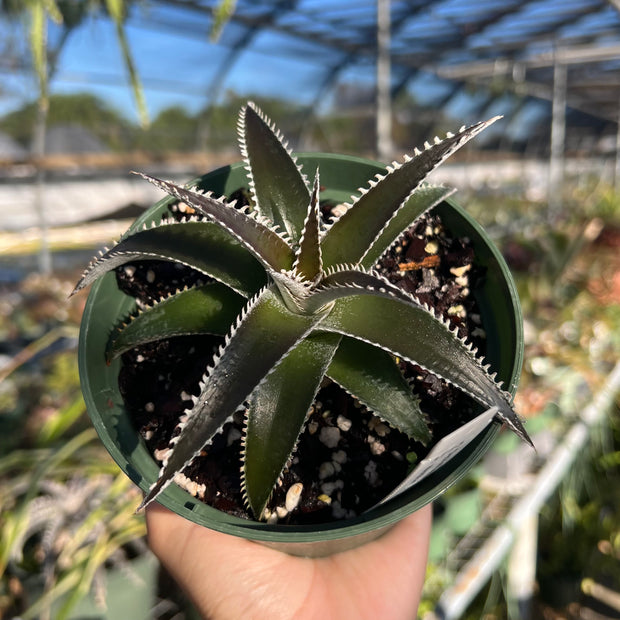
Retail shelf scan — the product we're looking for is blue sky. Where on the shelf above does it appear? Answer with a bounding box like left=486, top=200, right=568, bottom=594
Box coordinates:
left=0, top=5, right=340, bottom=122
left=0, top=0, right=563, bottom=142
left=0, top=1, right=474, bottom=125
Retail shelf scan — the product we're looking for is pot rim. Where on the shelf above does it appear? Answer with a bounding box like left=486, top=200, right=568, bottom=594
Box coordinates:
left=78, top=153, right=523, bottom=543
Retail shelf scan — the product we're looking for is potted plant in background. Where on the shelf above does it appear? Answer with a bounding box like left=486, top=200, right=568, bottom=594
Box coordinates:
left=73, top=102, right=531, bottom=556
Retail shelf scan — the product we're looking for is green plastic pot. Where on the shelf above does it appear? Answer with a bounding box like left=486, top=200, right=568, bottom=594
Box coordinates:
left=78, top=153, right=523, bottom=557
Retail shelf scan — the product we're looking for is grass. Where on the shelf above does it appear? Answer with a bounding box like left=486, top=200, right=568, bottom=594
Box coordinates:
left=0, top=272, right=146, bottom=620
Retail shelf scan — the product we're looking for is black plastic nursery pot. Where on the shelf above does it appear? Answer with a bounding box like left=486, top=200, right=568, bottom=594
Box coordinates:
left=78, top=153, right=524, bottom=557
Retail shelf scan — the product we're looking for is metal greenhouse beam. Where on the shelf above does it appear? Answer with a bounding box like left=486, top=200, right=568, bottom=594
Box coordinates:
left=616, top=95, right=620, bottom=190
left=376, top=0, right=392, bottom=161
left=433, top=360, right=620, bottom=620
left=549, top=51, right=567, bottom=216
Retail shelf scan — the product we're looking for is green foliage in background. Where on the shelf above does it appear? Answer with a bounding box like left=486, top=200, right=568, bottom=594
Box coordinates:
left=0, top=274, right=147, bottom=620
left=0, top=88, right=461, bottom=158
left=537, top=401, right=620, bottom=605
left=0, top=93, right=134, bottom=151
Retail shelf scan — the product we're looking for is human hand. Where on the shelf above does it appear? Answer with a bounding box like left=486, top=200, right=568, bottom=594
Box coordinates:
left=146, top=502, right=432, bottom=620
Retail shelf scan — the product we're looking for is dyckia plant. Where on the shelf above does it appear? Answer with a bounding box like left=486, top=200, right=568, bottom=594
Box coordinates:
left=74, top=102, right=531, bottom=520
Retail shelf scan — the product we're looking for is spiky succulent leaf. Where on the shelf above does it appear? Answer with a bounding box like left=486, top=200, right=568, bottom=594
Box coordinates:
left=292, top=173, right=323, bottom=282
left=135, top=173, right=295, bottom=274
left=243, top=333, right=341, bottom=518
left=300, top=266, right=414, bottom=313
left=106, top=283, right=244, bottom=362
left=240, top=102, right=310, bottom=243
left=326, top=337, right=431, bottom=444
left=320, top=118, right=500, bottom=269
left=360, top=184, right=456, bottom=269
left=267, top=270, right=314, bottom=314
left=318, top=294, right=531, bottom=446
left=137, top=286, right=330, bottom=511
left=72, top=221, right=266, bottom=297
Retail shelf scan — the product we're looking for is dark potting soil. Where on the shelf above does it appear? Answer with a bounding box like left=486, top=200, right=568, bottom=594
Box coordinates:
left=115, top=200, right=488, bottom=525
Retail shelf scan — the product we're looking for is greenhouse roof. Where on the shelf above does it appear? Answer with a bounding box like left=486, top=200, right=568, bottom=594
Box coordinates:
left=2, top=0, right=620, bottom=152
left=145, top=0, right=620, bottom=129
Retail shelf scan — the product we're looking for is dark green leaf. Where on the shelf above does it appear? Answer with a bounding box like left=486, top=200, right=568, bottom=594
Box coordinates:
left=303, top=267, right=414, bottom=313
left=327, top=337, right=431, bottom=444
left=138, top=286, right=329, bottom=510
left=319, top=294, right=532, bottom=445
left=320, top=118, right=499, bottom=269
left=72, top=221, right=267, bottom=297
left=106, top=283, right=244, bottom=361
left=360, top=185, right=456, bottom=269
left=292, top=173, right=322, bottom=281
left=241, top=102, right=310, bottom=243
left=136, top=173, right=295, bottom=274
left=243, top=333, right=341, bottom=518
